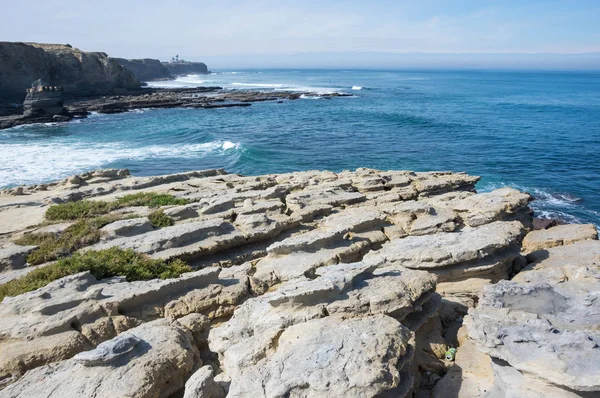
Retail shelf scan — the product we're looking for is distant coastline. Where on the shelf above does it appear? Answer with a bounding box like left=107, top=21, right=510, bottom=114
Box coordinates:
left=0, top=42, right=351, bottom=130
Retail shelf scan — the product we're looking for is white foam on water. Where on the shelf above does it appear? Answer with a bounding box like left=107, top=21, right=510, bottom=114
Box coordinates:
left=221, top=140, right=238, bottom=150
left=148, top=74, right=341, bottom=95
left=0, top=140, right=242, bottom=188
left=482, top=183, right=582, bottom=209
left=478, top=181, right=594, bottom=224
left=352, top=86, right=362, bottom=90
left=231, top=82, right=287, bottom=88
left=147, top=74, right=218, bottom=88
left=300, top=94, right=322, bottom=100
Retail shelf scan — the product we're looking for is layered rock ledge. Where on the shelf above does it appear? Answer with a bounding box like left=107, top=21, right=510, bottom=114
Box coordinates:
left=0, top=168, right=597, bottom=397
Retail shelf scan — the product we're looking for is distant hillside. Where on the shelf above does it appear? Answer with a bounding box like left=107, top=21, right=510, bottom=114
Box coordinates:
left=0, top=42, right=141, bottom=103
left=114, top=58, right=209, bottom=82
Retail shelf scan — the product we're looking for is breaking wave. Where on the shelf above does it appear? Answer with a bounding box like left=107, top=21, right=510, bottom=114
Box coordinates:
left=478, top=181, right=594, bottom=225
left=0, top=140, right=243, bottom=188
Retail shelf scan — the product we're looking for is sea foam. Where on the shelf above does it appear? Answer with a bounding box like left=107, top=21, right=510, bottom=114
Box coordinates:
left=0, top=140, right=242, bottom=188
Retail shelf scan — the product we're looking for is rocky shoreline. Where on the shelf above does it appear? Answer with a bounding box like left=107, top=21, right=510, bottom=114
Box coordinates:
left=0, top=87, right=352, bottom=130
left=0, top=167, right=597, bottom=397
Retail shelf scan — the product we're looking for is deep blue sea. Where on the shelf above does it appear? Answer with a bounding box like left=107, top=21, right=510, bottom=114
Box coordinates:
left=1, top=69, right=599, bottom=226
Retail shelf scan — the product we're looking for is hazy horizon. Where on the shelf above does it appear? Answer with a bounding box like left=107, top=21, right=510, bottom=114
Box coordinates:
left=3, top=0, right=600, bottom=70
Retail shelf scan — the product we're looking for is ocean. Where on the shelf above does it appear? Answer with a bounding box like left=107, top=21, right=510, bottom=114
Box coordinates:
left=1, top=69, right=599, bottom=226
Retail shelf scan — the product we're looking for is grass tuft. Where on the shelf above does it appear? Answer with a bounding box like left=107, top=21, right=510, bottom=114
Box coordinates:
left=116, top=192, right=189, bottom=208
left=44, top=192, right=189, bottom=221
left=0, top=248, right=192, bottom=301
left=15, top=215, right=126, bottom=265
left=148, top=210, right=174, bottom=228
left=45, top=201, right=117, bottom=221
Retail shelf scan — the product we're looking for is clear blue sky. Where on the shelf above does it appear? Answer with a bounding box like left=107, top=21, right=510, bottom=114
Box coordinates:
left=2, top=0, right=600, bottom=69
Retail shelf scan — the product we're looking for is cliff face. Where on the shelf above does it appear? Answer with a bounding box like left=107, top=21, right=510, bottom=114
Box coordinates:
left=164, top=61, right=208, bottom=76
left=112, top=58, right=171, bottom=82
left=0, top=42, right=141, bottom=103
left=114, top=58, right=209, bottom=82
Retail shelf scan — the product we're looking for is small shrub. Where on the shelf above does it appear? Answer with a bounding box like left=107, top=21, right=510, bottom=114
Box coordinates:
left=148, top=210, right=174, bottom=228
left=45, top=200, right=117, bottom=221
left=116, top=192, right=189, bottom=208
left=0, top=248, right=192, bottom=301
left=16, top=215, right=124, bottom=265
left=44, top=193, right=188, bottom=221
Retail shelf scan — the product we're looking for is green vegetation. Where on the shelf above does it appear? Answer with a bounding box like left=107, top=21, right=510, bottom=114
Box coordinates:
left=0, top=248, right=192, bottom=301
left=148, top=210, right=174, bottom=228
left=15, top=216, right=123, bottom=265
left=115, top=192, right=189, bottom=208
left=45, top=200, right=116, bottom=221
left=45, top=192, right=189, bottom=221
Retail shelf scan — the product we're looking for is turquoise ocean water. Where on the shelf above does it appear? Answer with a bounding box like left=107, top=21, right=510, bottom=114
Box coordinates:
left=1, top=69, right=599, bottom=226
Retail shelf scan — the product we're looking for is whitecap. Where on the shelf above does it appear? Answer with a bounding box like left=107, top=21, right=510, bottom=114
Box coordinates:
left=221, top=141, right=238, bottom=150
left=231, top=82, right=287, bottom=88
left=0, top=140, right=242, bottom=188
left=300, top=94, right=322, bottom=100
left=352, top=86, right=362, bottom=90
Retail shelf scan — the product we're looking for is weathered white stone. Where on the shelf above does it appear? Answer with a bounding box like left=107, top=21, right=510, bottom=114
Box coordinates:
left=522, top=223, right=598, bottom=252
left=226, top=315, right=412, bottom=398
left=184, top=365, right=225, bottom=398
left=73, top=333, right=141, bottom=366
left=466, top=241, right=600, bottom=394
left=0, top=318, right=200, bottom=398
left=0, top=242, right=37, bottom=271
left=100, top=217, right=153, bottom=239
left=88, top=219, right=245, bottom=260
left=0, top=267, right=249, bottom=381
left=30, top=222, right=73, bottom=235
left=365, top=221, right=524, bottom=270
left=253, top=208, right=386, bottom=286
left=452, top=188, right=532, bottom=227
left=163, top=204, right=200, bottom=221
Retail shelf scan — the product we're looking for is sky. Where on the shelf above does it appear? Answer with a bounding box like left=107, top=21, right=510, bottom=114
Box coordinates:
left=2, top=0, right=600, bottom=69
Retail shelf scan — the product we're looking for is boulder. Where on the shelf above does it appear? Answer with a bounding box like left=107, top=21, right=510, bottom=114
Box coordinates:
left=184, top=365, right=225, bottom=398
left=0, top=242, right=37, bottom=271
left=209, top=260, right=438, bottom=396
left=226, top=315, right=411, bottom=398
left=466, top=241, right=600, bottom=393
left=0, top=318, right=200, bottom=398
left=0, top=267, right=249, bottom=381
left=522, top=223, right=598, bottom=252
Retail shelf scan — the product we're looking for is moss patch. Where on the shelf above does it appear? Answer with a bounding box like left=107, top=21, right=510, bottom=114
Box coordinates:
left=148, top=210, right=174, bottom=228
left=0, top=248, right=192, bottom=301
left=45, top=192, right=189, bottom=221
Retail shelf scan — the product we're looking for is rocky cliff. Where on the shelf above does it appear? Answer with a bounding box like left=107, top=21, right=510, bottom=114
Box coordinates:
left=165, top=61, right=209, bottom=76
left=112, top=58, right=172, bottom=81
left=114, top=58, right=209, bottom=82
left=0, top=42, right=141, bottom=103
left=0, top=168, right=597, bottom=397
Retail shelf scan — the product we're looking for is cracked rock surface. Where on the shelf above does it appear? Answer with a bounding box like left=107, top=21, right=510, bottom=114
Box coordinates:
left=0, top=167, right=595, bottom=397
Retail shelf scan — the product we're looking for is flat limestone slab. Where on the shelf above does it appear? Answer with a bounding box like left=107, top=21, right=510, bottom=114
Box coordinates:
left=522, top=223, right=598, bottom=252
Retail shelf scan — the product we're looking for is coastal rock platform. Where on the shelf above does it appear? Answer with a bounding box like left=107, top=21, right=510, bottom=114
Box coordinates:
left=0, top=168, right=597, bottom=397
left=0, top=87, right=352, bottom=130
